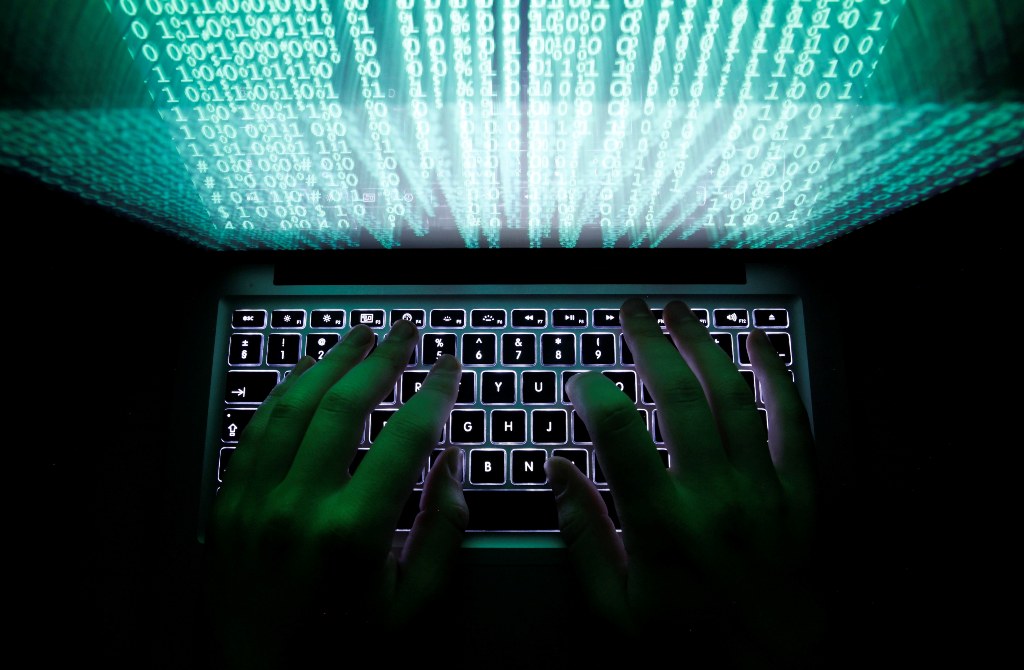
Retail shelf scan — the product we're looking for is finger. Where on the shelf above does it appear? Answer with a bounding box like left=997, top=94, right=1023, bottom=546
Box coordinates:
left=345, top=355, right=461, bottom=539
left=545, top=456, right=629, bottom=626
left=245, top=324, right=382, bottom=491
left=395, top=447, right=469, bottom=621
left=748, top=329, right=815, bottom=494
left=567, top=371, right=674, bottom=533
left=239, top=354, right=316, bottom=444
left=664, top=300, right=776, bottom=480
left=285, top=319, right=420, bottom=489
left=222, top=354, right=316, bottom=501
left=620, top=297, right=726, bottom=478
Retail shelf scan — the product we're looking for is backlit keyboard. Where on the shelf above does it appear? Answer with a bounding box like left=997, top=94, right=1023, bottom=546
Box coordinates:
left=209, top=297, right=797, bottom=533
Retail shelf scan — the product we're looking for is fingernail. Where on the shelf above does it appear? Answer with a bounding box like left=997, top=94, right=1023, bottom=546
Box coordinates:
left=564, top=373, right=580, bottom=399
left=293, top=355, right=315, bottom=374
left=621, top=297, right=650, bottom=317
left=545, top=459, right=568, bottom=496
left=389, top=318, right=416, bottom=340
left=445, top=448, right=463, bottom=479
left=344, top=325, right=372, bottom=346
left=434, top=354, right=460, bottom=372
left=663, top=300, right=692, bottom=323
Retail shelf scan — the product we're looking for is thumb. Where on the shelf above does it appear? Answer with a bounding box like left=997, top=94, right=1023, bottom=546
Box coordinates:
left=395, top=447, right=468, bottom=622
left=546, top=456, right=629, bottom=626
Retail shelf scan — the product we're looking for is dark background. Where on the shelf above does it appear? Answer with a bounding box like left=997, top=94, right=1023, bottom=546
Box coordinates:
left=22, top=158, right=1008, bottom=665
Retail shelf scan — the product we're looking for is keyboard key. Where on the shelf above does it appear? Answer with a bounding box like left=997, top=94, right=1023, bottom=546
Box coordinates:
left=653, top=410, right=665, bottom=443
left=270, top=310, right=304, bottom=329
left=511, top=449, right=548, bottom=484
left=620, top=336, right=634, bottom=364
left=225, top=370, right=278, bottom=404
left=713, top=308, right=749, bottom=328
left=502, top=333, right=536, bottom=365
left=471, top=309, right=507, bottom=328
left=562, top=371, right=580, bottom=403
left=430, top=449, right=465, bottom=482
left=463, top=491, right=558, bottom=530
left=593, top=309, right=621, bottom=327
left=571, top=410, right=591, bottom=444
left=217, top=447, right=234, bottom=482
left=651, top=309, right=666, bottom=328
left=491, top=409, right=527, bottom=444
left=602, top=371, right=637, bottom=402
left=522, top=371, right=557, bottom=404
left=349, top=448, right=369, bottom=474
left=430, top=309, right=465, bottom=328
left=532, top=409, right=567, bottom=444
left=369, top=409, right=397, bottom=443
left=637, top=408, right=649, bottom=431
left=451, top=409, right=485, bottom=444
left=232, top=309, right=266, bottom=329
left=481, top=371, right=516, bottom=404
left=422, top=333, right=457, bottom=364
left=311, top=309, right=346, bottom=328
left=390, top=309, right=425, bottom=328
left=690, top=308, right=710, bottom=327
left=511, top=309, right=547, bottom=328
left=737, top=332, right=792, bottom=366
left=657, top=448, right=670, bottom=468
left=305, top=333, right=339, bottom=360
left=228, top=333, right=263, bottom=366
left=352, top=309, right=385, bottom=328
left=740, top=370, right=756, bottom=400
left=462, top=333, right=496, bottom=365
left=710, top=332, right=734, bottom=361
left=469, top=449, right=506, bottom=484
left=456, top=371, right=476, bottom=404
left=222, top=407, right=256, bottom=443
left=267, top=334, right=302, bottom=365
left=401, top=371, right=428, bottom=403
left=641, top=382, right=655, bottom=404
left=593, top=453, right=607, bottom=485
left=552, top=309, right=588, bottom=328
left=541, top=333, right=576, bottom=365
left=581, top=333, right=615, bottom=365
left=753, top=308, right=789, bottom=328
left=552, top=448, right=588, bottom=476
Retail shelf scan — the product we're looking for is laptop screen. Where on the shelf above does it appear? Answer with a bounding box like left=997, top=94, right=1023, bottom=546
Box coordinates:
left=1, top=0, right=1021, bottom=251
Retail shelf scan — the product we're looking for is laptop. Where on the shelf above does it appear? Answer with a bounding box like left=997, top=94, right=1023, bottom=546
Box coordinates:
left=3, top=1, right=1023, bottom=555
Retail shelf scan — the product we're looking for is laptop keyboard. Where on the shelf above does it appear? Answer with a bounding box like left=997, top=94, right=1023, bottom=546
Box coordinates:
left=213, top=298, right=796, bottom=532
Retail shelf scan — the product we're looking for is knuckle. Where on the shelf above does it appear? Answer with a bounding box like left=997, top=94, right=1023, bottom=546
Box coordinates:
left=655, top=379, right=708, bottom=407
left=590, top=396, right=643, bottom=439
left=317, top=384, right=369, bottom=421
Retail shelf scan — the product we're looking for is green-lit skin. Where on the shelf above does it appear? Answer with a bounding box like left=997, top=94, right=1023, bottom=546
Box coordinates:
left=549, top=298, right=820, bottom=664
left=208, top=319, right=467, bottom=668
left=208, top=298, right=819, bottom=666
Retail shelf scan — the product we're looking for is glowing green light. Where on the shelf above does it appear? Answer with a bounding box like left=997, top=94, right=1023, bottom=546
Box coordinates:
left=1, top=1, right=1021, bottom=249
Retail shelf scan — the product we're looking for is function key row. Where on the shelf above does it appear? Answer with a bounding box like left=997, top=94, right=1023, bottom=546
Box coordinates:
left=232, top=308, right=790, bottom=331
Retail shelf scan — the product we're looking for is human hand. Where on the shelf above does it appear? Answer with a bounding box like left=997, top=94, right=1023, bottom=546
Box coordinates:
left=206, top=320, right=467, bottom=667
left=547, top=298, right=819, bottom=663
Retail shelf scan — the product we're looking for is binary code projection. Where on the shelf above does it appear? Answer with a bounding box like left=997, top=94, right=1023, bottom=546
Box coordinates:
left=0, top=0, right=1010, bottom=249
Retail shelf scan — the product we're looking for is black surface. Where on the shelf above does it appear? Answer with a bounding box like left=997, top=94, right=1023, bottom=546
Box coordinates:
left=18, top=158, right=1013, bottom=665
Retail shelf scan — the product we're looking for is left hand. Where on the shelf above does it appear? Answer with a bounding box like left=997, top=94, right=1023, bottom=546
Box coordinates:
left=206, top=319, right=467, bottom=668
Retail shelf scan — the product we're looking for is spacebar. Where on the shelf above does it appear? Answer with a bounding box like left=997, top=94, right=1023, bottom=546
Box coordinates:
left=464, top=490, right=559, bottom=530
left=398, top=490, right=620, bottom=531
